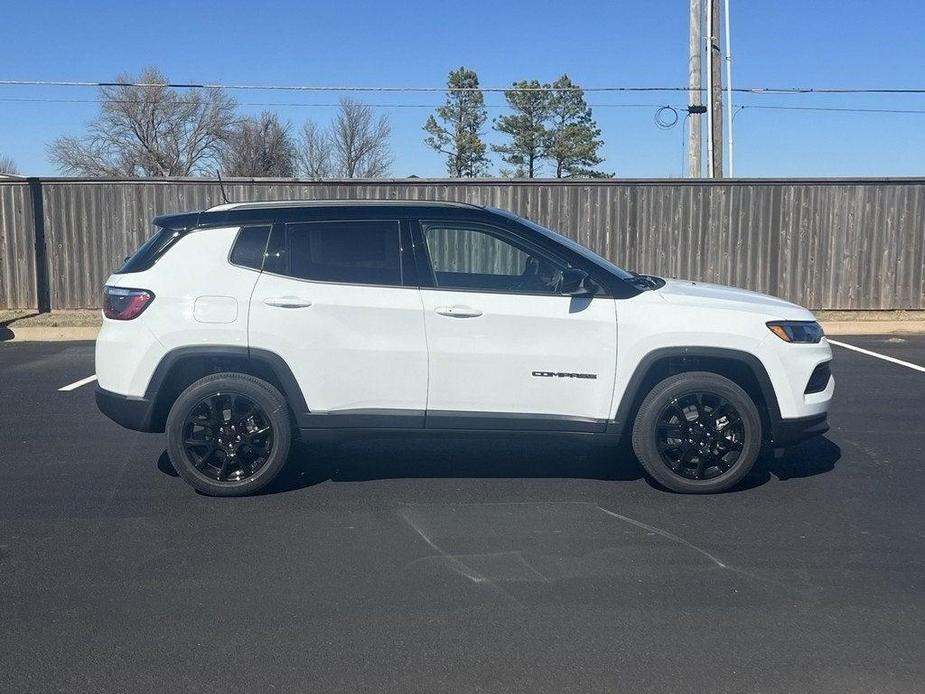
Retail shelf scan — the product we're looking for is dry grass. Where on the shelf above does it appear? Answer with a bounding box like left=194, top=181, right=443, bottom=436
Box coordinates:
left=0, top=310, right=101, bottom=327
left=814, top=310, right=925, bottom=322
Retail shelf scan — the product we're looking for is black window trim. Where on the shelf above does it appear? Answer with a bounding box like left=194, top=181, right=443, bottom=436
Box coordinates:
left=260, top=218, right=409, bottom=289
left=411, top=217, right=610, bottom=298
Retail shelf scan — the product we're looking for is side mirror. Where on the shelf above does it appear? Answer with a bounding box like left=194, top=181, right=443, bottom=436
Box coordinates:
left=560, top=268, right=596, bottom=296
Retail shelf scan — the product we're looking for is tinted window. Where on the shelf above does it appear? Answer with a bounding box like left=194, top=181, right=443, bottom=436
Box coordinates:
left=422, top=222, right=567, bottom=294
left=229, top=225, right=271, bottom=270
left=118, top=226, right=183, bottom=273
left=492, top=208, right=636, bottom=282
left=286, top=220, right=401, bottom=285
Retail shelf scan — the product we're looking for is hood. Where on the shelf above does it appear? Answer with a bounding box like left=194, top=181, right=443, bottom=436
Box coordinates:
left=655, top=278, right=815, bottom=320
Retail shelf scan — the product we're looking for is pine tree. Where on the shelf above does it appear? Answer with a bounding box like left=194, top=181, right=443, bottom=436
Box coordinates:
left=492, top=80, right=551, bottom=178
left=547, top=75, right=608, bottom=178
left=424, top=67, right=490, bottom=177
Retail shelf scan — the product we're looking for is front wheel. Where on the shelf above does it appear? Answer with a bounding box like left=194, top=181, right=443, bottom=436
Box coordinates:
left=166, top=372, right=292, bottom=496
left=631, top=371, right=762, bottom=493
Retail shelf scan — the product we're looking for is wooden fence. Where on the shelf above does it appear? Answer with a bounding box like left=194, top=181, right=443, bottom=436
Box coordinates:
left=1, top=177, right=923, bottom=310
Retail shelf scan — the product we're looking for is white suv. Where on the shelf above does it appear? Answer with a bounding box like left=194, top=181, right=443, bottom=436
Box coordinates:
left=96, top=200, right=833, bottom=496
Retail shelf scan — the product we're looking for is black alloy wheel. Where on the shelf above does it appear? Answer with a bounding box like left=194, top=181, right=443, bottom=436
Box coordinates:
left=167, top=372, right=292, bottom=496
left=655, top=392, right=745, bottom=481
left=182, top=392, right=274, bottom=482
left=631, top=371, right=762, bottom=493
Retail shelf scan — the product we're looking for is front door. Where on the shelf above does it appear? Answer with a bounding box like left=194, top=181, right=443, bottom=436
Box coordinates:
left=414, top=219, right=617, bottom=431
left=249, top=218, right=428, bottom=427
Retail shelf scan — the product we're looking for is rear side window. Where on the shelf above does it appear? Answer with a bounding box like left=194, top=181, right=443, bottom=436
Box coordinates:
left=118, top=226, right=183, bottom=273
left=284, top=220, right=402, bottom=286
left=229, top=225, right=272, bottom=270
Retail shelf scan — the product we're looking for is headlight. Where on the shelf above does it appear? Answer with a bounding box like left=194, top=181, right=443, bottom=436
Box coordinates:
left=766, top=320, right=824, bottom=343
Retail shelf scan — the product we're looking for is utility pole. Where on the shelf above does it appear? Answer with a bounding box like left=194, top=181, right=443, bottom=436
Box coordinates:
left=708, top=0, right=724, bottom=177
left=724, top=0, right=734, bottom=176
left=687, top=0, right=702, bottom=178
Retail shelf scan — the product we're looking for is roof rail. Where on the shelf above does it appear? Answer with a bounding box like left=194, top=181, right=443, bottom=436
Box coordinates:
left=205, top=199, right=484, bottom=212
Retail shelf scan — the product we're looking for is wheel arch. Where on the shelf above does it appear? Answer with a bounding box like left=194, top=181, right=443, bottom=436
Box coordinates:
left=610, top=347, right=781, bottom=442
left=144, top=346, right=308, bottom=433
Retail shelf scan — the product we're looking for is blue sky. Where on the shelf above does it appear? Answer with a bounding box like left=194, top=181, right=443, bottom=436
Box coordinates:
left=2, top=0, right=924, bottom=177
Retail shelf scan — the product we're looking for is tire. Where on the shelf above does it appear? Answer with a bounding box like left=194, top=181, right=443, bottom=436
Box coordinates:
left=631, top=371, right=762, bottom=493
left=166, top=372, right=292, bottom=496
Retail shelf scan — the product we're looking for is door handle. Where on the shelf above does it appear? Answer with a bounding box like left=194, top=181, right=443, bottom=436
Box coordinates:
left=264, top=296, right=313, bottom=308
left=434, top=305, right=483, bottom=318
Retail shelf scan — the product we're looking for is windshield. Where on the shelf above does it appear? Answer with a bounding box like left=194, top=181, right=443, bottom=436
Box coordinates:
left=493, top=209, right=637, bottom=282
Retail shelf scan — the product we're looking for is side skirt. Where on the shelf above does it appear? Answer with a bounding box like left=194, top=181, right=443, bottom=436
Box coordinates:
left=298, top=427, right=622, bottom=446
left=297, top=409, right=610, bottom=434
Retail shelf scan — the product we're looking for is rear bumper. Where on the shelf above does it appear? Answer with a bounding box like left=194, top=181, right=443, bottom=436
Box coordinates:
left=770, top=412, right=829, bottom=448
left=95, top=386, right=157, bottom=432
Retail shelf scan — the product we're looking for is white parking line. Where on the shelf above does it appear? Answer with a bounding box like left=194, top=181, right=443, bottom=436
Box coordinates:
left=58, top=374, right=98, bottom=392
left=828, top=339, right=925, bottom=374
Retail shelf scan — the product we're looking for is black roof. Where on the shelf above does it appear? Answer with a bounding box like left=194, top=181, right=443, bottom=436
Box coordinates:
left=153, top=199, right=487, bottom=230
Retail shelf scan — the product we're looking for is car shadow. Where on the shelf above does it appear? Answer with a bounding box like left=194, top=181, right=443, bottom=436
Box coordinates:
left=642, top=436, right=841, bottom=494
left=0, top=312, right=38, bottom=342
left=156, top=434, right=840, bottom=496
left=156, top=452, right=180, bottom=477
left=727, top=435, right=841, bottom=493
left=157, top=434, right=646, bottom=493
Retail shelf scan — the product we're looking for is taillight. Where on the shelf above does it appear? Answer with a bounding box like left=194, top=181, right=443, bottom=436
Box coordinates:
left=103, top=286, right=154, bottom=320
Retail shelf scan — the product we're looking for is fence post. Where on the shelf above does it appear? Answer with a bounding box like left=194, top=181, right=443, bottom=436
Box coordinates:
left=27, top=177, right=51, bottom=313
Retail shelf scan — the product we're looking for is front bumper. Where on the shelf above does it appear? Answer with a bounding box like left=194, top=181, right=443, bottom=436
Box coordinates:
left=95, top=386, right=157, bottom=432
left=757, top=334, right=834, bottom=419
left=770, top=412, right=829, bottom=448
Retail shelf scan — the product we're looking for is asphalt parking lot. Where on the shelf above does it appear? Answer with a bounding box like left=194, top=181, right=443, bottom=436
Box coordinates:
left=2, top=336, right=924, bottom=693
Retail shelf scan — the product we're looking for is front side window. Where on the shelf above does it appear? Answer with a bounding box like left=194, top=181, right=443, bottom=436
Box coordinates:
left=422, top=222, right=568, bottom=294
left=285, top=220, right=402, bottom=286
left=490, top=208, right=637, bottom=282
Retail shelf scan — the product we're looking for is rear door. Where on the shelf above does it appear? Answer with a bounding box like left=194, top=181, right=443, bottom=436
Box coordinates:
left=248, top=217, right=427, bottom=427
left=414, top=218, right=618, bottom=431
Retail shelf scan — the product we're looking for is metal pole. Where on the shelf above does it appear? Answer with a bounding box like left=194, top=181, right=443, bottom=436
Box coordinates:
left=688, top=0, right=702, bottom=178
left=705, top=0, right=714, bottom=178
left=724, top=0, right=734, bottom=176
left=27, top=177, right=51, bottom=313
left=709, top=0, right=723, bottom=178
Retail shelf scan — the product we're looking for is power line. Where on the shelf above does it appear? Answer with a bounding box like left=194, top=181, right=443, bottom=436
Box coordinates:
left=738, top=104, right=925, bottom=115
left=5, top=96, right=925, bottom=123
left=3, top=97, right=924, bottom=117
left=0, top=96, right=677, bottom=109
left=3, top=78, right=925, bottom=94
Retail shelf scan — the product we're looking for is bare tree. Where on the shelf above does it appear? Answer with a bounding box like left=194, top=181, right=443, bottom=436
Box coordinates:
left=0, top=154, right=20, bottom=175
left=296, top=99, right=392, bottom=178
left=221, top=112, right=297, bottom=177
left=48, top=67, right=237, bottom=177
left=331, top=98, right=392, bottom=177
left=297, top=120, right=335, bottom=179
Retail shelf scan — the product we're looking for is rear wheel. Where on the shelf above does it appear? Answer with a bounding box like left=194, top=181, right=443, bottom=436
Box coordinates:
left=631, top=371, right=762, bottom=493
left=166, top=373, right=292, bottom=496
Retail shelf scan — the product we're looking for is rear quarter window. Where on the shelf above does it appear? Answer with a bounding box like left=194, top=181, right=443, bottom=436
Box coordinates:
left=229, top=226, right=272, bottom=270
left=118, top=227, right=183, bottom=273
